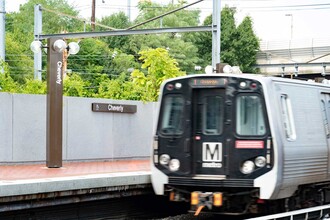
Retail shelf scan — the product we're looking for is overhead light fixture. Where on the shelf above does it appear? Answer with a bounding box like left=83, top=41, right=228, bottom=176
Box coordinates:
left=30, top=41, right=43, bottom=53
left=31, top=40, right=80, bottom=55
left=52, top=39, right=67, bottom=53
left=68, top=42, right=80, bottom=55
left=205, top=65, right=214, bottom=74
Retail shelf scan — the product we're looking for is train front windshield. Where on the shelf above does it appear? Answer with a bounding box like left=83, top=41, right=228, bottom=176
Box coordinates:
left=160, top=96, right=184, bottom=135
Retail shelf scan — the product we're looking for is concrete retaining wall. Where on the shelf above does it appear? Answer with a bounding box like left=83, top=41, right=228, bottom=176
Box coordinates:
left=0, top=93, right=157, bottom=163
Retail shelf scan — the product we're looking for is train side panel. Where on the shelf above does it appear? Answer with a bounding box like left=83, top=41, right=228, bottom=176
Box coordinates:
left=271, top=81, right=329, bottom=199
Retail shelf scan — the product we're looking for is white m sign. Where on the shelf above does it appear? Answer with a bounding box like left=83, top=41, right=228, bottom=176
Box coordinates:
left=202, top=142, right=222, bottom=162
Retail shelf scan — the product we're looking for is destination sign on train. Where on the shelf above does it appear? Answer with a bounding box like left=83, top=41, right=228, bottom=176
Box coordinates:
left=190, top=78, right=227, bottom=87
left=92, top=103, right=137, bottom=113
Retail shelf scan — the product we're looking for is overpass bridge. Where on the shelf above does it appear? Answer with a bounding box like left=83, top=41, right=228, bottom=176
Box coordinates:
left=256, top=37, right=330, bottom=78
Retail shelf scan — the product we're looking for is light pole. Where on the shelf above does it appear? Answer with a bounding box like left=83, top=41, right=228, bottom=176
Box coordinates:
left=285, top=14, right=293, bottom=40
left=31, top=39, right=79, bottom=168
left=0, top=0, right=5, bottom=72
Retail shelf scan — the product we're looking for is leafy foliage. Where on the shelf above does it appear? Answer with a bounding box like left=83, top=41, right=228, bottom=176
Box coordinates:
left=125, top=1, right=201, bottom=73
left=95, top=73, right=140, bottom=100
left=0, top=61, right=20, bottom=93
left=193, top=7, right=260, bottom=72
left=5, top=33, right=34, bottom=83
left=131, top=48, right=185, bottom=101
left=98, top=12, right=131, bottom=51
left=7, top=0, right=83, bottom=35
left=63, top=73, right=89, bottom=97
left=21, top=79, right=47, bottom=94
left=236, top=16, right=260, bottom=72
left=2, top=0, right=260, bottom=98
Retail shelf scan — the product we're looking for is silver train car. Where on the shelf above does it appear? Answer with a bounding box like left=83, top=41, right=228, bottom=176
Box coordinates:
left=151, top=73, right=330, bottom=214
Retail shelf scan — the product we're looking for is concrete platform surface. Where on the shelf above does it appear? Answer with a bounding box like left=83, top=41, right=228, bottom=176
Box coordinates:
left=0, top=159, right=151, bottom=197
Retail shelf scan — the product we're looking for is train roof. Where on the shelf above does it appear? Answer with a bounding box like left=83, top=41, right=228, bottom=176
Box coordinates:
left=163, top=73, right=330, bottom=88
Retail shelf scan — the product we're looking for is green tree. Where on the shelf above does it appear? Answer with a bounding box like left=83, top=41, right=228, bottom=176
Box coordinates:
left=0, top=61, right=20, bottom=93
left=108, top=53, right=139, bottom=78
left=193, top=7, right=259, bottom=72
left=126, top=1, right=201, bottom=72
left=20, top=79, right=47, bottom=94
left=6, top=0, right=83, bottom=36
left=5, top=33, right=34, bottom=83
left=131, top=48, right=185, bottom=101
left=63, top=73, right=89, bottom=97
left=236, top=16, right=260, bottom=72
left=98, top=12, right=131, bottom=51
left=96, top=73, right=140, bottom=100
left=67, top=38, right=112, bottom=94
left=220, top=7, right=238, bottom=66
left=5, top=0, right=85, bottom=86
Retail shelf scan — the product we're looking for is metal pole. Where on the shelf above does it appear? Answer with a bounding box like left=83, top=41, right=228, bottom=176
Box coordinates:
left=46, top=37, right=63, bottom=168
left=91, top=0, right=96, bottom=31
left=0, top=0, right=5, bottom=71
left=39, top=26, right=212, bottom=40
left=212, top=0, right=221, bottom=71
left=127, top=0, right=131, bottom=21
left=34, top=4, right=42, bottom=80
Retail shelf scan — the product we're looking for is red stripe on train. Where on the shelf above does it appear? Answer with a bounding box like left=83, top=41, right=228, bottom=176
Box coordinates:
left=235, top=140, right=264, bottom=149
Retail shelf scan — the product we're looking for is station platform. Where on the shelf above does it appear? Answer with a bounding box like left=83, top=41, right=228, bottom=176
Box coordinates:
left=0, top=159, right=152, bottom=211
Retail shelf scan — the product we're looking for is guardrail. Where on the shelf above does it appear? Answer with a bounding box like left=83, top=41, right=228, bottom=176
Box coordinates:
left=246, top=204, right=330, bottom=220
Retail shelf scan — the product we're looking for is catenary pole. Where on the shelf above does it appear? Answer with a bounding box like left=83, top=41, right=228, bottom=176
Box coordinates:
left=34, top=4, right=42, bottom=80
left=0, top=0, right=5, bottom=72
left=212, top=0, right=221, bottom=71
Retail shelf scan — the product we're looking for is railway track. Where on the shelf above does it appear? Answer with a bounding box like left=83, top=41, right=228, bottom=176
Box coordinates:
left=0, top=194, right=189, bottom=220
left=3, top=194, right=330, bottom=220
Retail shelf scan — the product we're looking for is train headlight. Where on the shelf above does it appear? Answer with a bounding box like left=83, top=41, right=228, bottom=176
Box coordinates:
left=169, top=159, right=180, bottom=172
left=255, top=156, right=267, bottom=168
left=241, top=160, right=255, bottom=174
left=175, top=83, right=182, bottom=89
left=159, top=154, right=170, bottom=165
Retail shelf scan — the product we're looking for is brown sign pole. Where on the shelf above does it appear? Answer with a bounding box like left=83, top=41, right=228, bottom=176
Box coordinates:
left=46, top=37, right=64, bottom=168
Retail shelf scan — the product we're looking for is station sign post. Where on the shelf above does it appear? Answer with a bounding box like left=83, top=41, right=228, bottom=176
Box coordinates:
left=46, top=37, right=64, bottom=168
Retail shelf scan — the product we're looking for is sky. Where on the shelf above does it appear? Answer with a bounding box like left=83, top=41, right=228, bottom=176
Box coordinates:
left=4, top=0, right=330, bottom=41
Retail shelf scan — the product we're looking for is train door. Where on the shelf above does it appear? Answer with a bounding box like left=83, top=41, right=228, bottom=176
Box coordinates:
left=320, top=93, right=330, bottom=176
left=191, top=89, right=226, bottom=176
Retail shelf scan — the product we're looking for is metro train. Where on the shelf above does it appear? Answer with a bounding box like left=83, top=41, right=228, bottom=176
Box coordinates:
left=151, top=73, right=330, bottom=215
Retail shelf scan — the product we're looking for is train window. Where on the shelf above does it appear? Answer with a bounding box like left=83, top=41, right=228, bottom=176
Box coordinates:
left=280, top=94, right=296, bottom=141
left=202, top=96, right=223, bottom=135
left=160, top=95, right=184, bottom=135
left=236, top=95, right=266, bottom=136
left=321, top=100, right=330, bottom=138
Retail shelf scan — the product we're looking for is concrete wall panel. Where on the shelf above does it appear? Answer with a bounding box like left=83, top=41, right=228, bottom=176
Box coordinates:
left=66, top=97, right=115, bottom=160
left=0, top=93, right=13, bottom=162
left=0, top=93, right=156, bottom=163
left=112, top=102, right=154, bottom=158
left=12, top=94, right=46, bottom=162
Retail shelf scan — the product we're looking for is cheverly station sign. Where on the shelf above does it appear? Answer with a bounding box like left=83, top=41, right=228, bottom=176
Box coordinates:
left=92, top=103, right=137, bottom=114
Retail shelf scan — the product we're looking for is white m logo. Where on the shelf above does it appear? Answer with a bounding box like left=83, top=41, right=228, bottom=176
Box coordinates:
left=203, top=142, right=222, bottom=162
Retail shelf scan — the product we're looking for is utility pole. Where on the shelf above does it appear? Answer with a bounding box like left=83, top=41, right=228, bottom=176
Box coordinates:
left=127, top=0, right=131, bottom=21
left=0, top=0, right=5, bottom=70
left=91, top=0, right=96, bottom=31
left=212, top=0, right=221, bottom=71
left=34, top=4, right=42, bottom=80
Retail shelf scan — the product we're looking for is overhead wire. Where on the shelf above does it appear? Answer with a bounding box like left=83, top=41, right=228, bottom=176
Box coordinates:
left=11, top=0, right=330, bottom=78
left=41, top=6, right=119, bottom=30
